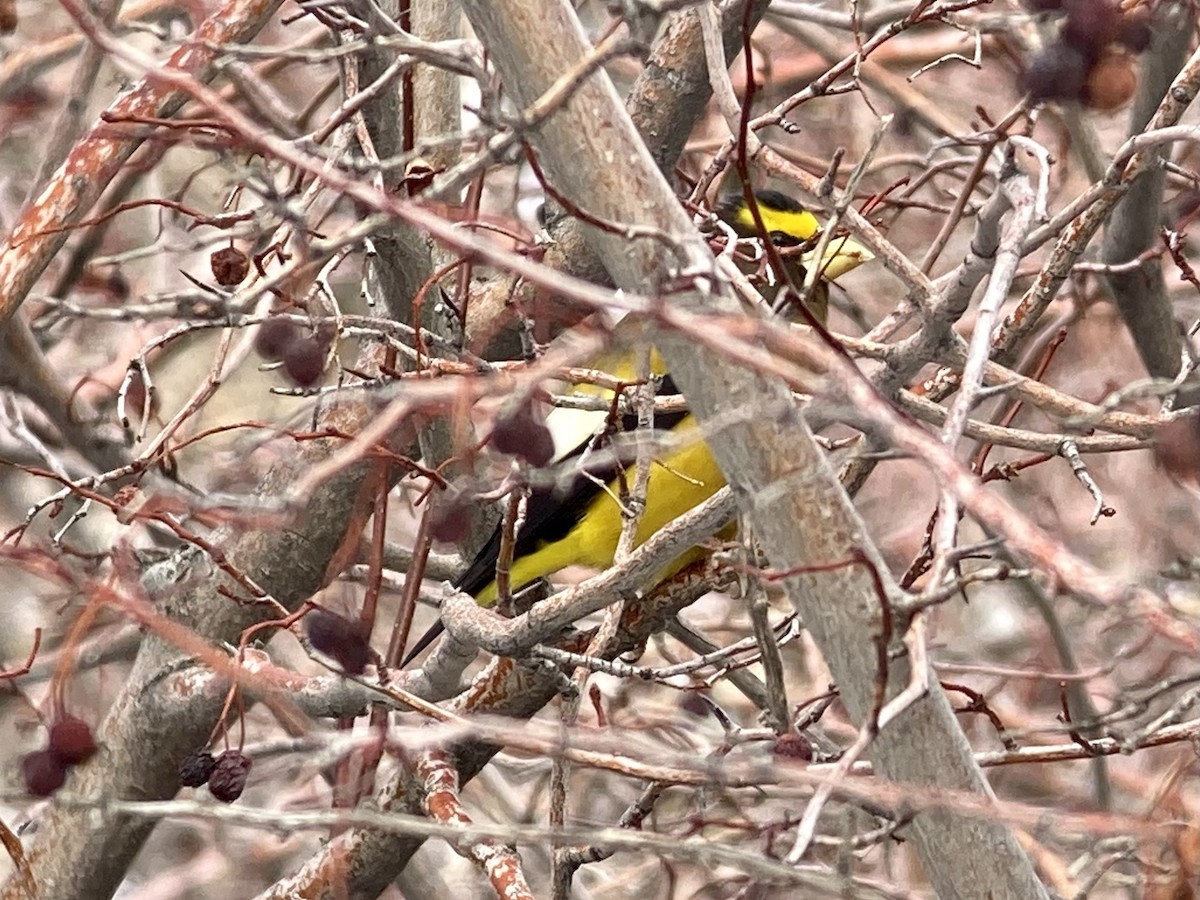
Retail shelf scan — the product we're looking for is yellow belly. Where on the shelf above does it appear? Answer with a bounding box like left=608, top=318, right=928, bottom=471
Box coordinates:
left=475, top=415, right=725, bottom=606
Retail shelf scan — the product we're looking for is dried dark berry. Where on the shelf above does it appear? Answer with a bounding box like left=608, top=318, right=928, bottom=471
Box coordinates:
left=1061, top=0, right=1123, bottom=62
left=306, top=610, right=372, bottom=675
left=22, top=750, right=68, bottom=797
left=0, top=0, right=16, bottom=35
left=773, top=732, right=814, bottom=761
left=47, top=715, right=96, bottom=766
left=178, top=751, right=217, bottom=787
left=1118, top=12, right=1152, bottom=53
left=281, top=337, right=326, bottom=387
left=208, top=750, right=252, bottom=803
left=491, top=405, right=555, bottom=467
left=1023, top=42, right=1090, bottom=103
left=1083, top=48, right=1137, bottom=111
left=429, top=491, right=472, bottom=545
left=210, top=246, right=250, bottom=287
left=679, top=691, right=711, bottom=718
left=254, top=316, right=300, bottom=361
left=1154, top=414, right=1200, bottom=483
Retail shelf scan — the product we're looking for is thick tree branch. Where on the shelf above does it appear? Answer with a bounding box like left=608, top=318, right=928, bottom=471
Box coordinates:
left=453, top=1, right=1051, bottom=897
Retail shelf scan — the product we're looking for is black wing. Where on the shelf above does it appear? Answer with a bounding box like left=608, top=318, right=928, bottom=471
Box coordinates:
left=401, top=378, right=686, bottom=666
left=455, top=375, right=687, bottom=597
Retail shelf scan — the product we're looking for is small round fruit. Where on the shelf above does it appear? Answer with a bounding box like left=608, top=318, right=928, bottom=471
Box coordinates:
left=208, top=751, right=252, bottom=803
left=429, top=492, right=471, bottom=545
left=281, top=337, right=326, bottom=387
left=773, top=732, right=814, bottom=761
left=1154, top=414, right=1200, bottom=483
left=491, top=406, right=554, bottom=467
left=1083, top=48, right=1137, bottom=111
left=210, top=246, right=250, bottom=287
left=1118, top=12, right=1152, bottom=53
left=254, top=317, right=300, bottom=361
left=1061, top=0, right=1123, bottom=61
left=48, top=715, right=97, bottom=766
left=178, top=751, right=218, bottom=787
left=306, top=610, right=372, bottom=675
left=1023, top=42, right=1090, bottom=103
left=22, top=750, right=68, bottom=797
left=679, top=691, right=711, bottom=718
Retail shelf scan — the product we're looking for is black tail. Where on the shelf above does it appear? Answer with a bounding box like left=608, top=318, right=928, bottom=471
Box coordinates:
left=399, top=618, right=446, bottom=667
left=398, top=530, right=502, bottom=667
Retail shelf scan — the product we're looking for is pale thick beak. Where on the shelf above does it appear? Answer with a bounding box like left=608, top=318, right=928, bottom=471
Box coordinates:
left=806, top=235, right=874, bottom=281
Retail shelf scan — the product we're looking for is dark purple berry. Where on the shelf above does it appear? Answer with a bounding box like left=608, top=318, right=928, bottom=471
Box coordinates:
left=281, top=337, right=326, bottom=387
left=773, top=732, right=814, bottom=761
left=306, top=610, right=372, bottom=675
left=47, top=715, right=96, bottom=766
left=679, top=691, right=710, bottom=718
left=0, top=0, right=16, bottom=34
left=430, top=492, right=472, bottom=545
left=1083, top=48, right=1137, bottom=111
left=1061, top=0, right=1123, bottom=62
left=210, top=246, right=250, bottom=286
left=178, top=751, right=217, bottom=787
left=491, top=406, right=555, bottom=467
left=1023, top=42, right=1090, bottom=103
left=208, top=750, right=252, bottom=803
left=254, top=317, right=300, bottom=361
left=1154, top=414, right=1200, bottom=483
left=1118, top=15, right=1152, bottom=53
left=22, top=750, right=68, bottom=797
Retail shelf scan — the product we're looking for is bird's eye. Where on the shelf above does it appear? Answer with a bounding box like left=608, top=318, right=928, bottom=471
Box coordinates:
left=769, top=230, right=803, bottom=248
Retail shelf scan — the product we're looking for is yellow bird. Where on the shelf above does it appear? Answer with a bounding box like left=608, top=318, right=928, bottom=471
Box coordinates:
left=402, top=190, right=872, bottom=664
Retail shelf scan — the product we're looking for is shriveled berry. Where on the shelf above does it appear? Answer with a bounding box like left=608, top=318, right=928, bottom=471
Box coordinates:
left=1024, top=42, right=1090, bottom=103
left=48, top=715, right=96, bottom=766
left=208, top=750, right=252, bottom=803
left=1154, top=414, right=1200, bottom=483
left=0, top=0, right=17, bottom=35
left=210, top=246, right=250, bottom=287
left=306, top=610, right=372, bottom=675
left=430, top=492, right=472, bottom=545
left=178, top=750, right=217, bottom=787
left=491, top=406, right=554, bottom=467
left=679, top=691, right=711, bottom=718
left=282, top=337, right=326, bottom=387
left=254, top=316, right=299, bottom=361
left=1061, top=0, right=1123, bottom=61
left=1118, top=11, right=1152, bottom=53
left=1083, top=47, right=1137, bottom=111
left=773, top=732, right=814, bottom=761
left=22, top=750, right=68, bottom=797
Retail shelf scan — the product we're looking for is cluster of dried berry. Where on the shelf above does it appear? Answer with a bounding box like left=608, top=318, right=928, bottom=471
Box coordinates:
left=178, top=749, right=253, bottom=803
left=21, top=714, right=97, bottom=797
left=1022, top=0, right=1151, bottom=111
left=254, top=316, right=337, bottom=387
